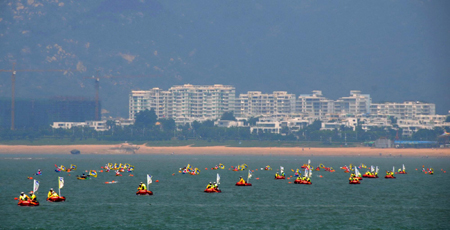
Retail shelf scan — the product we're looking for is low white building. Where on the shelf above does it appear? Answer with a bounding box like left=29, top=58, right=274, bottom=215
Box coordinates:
left=214, top=120, right=245, bottom=128
left=52, top=120, right=108, bottom=132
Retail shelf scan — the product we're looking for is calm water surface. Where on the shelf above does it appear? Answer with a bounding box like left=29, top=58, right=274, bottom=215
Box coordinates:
left=0, top=154, right=449, bottom=229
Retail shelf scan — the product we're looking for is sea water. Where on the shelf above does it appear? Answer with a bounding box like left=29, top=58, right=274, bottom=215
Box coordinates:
left=0, top=154, right=449, bottom=229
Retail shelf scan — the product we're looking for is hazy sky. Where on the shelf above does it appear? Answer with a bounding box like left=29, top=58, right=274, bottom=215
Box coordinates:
left=1, top=0, right=449, bottom=116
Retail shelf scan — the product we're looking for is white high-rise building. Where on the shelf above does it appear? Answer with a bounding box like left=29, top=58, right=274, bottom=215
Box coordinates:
left=370, top=101, right=435, bottom=119
left=235, top=91, right=296, bottom=118
left=335, top=90, right=371, bottom=115
left=129, top=84, right=235, bottom=120
left=296, top=90, right=334, bottom=119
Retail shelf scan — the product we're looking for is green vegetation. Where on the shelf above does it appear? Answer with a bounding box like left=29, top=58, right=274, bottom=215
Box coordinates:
left=0, top=110, right=447, bottom=146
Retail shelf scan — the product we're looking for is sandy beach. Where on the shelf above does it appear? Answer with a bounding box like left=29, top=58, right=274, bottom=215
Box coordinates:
left=0, top=144, right=449, bottom=157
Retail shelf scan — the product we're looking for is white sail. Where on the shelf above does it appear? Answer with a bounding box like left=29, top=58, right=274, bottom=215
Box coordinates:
left=247, top=170, right=252, bottom=182
left=147, top=174, right=152, bottom=188
left=371, top=165, right=374, bottom=172
left=33, top=179, right=39, bottom=193
left=217, top=173, right=220, bottom=185
left=402, top=164, right=405, bottom=171
left=280, top=166, right=284, bottom=174
left=309, top=167, right=312, bottom=177
left=392, top=166, right=395, bottom=172
left=305, top=168, right=309, bottom=178
left=355, top=167, right=359, bottom=176
left=376, top=166, right=379, bottom=174
left=308, top=159, right=311, bottom=165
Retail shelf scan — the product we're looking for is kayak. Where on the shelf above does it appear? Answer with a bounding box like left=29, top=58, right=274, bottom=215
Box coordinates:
left=349, top=180, right=361, bottom=184
left=275, top=176, right=285, bottom=179
left=136, top=190, right=153, bottom=195
left=18, top=200, right=39, bottom=206
left=47, top=196, right=66, bottom=202
left=77, top=177, right=89, bottom=180
left=204, top=188, right=221, bottom=193
left=235, top=181, right=252, bottom=186
left=384, top=175, right=396, bottom=179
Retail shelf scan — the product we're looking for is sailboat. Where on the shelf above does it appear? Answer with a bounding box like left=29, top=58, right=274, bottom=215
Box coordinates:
left=18, top=180, right=40, bottom=206
left=385, top=166, right=396, bottom=179
left=236, top=170, right=252, bottom=186
left=136, top=174, right=153, bottom=195
left=47, top=177, right=66, bottom=202
left=275, top=166, right=286, bottom=179
left=204, top=173, right=222, bottom=193
left=355, top=167, right=363, bottom=180
left=398, top=164, right=407, bottom=174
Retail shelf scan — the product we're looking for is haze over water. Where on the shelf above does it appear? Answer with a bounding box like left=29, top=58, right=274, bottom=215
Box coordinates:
left=1, top=154, right=449, bottom=229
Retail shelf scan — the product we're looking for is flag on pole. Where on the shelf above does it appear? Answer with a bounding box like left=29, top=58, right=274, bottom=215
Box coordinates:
left=248, top=170, right=252, bottom=180
left=147, top=174, right=152, bottom=187
left=33, top=180, right=39, bottom=193
left=217, top=173, right=220, bottom=185
left=59, top=177, right=64, bottom=189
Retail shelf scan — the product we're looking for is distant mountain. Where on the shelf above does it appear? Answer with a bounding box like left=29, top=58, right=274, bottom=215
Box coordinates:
left=1, top=0, right=449, bottom=117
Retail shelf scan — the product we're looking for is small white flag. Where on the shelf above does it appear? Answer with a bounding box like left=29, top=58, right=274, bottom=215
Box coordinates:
left=59, top=177, right=64, bottom=189
left=217, top=173, right=220, bottom=185
left=147, top=174, right=152, bottom=186
left=33, top=180, right=39, bottom=193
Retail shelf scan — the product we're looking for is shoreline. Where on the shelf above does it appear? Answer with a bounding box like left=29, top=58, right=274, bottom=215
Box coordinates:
left=0, top=145, right=449, bottom=157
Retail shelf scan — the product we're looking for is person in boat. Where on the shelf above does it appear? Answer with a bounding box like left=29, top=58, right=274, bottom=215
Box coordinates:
left=138, top=182, right=147, bottom=191
left=80, top=173, right=88, bottom=179
left=215, top=165, right=218, bottom=169
left=306, top=177, right=311, bottom=183
left=36, top=169, right=41, bottom=175
left=350, top=173, right=356, bottom=178
left=206, top=182, right=213, bottom=189
left=19, top=192, right=29, bottom=201
left=213, top=182, right=218, bottom=190
left=48, top=188, right=59, bottom=198
left=281, top=172, right=285, bottom=177
left=275, top=172, right=280, bottom=178
left=239, top=176, right=246, bottom=184
left=29, top=191, right=37, bottom=202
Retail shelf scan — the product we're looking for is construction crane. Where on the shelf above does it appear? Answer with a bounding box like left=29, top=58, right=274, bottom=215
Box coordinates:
left=83, top=73, right=161, bottom=120
left=0, top=63, right=69, bottom=130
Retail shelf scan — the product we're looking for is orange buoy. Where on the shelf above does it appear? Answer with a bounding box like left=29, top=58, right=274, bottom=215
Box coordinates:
left=228, top=168, right=231, bottom=170
left=85, top=170, right=88, bottom=172
left=104, top=182, right=108, bottom=184
left=444, top=171, right=446, bottom=173
left=14, top=197, right=18, bottom=200
left=129, top=174, right=134, bottom=177
left=288, top=182, right=292, bottom=184
left=100, top=170, right=103, bottom=172
left=205, top=168, right=208, bottom=170
left=256, top=178, right=259, bottom=180
left=319, top=175, right=323, bottom=178
left=178, top=171, right=182, bottom=173
left=416, top=169, right=418, bottom=170
left=287, top=177, right=290, bottom=180
left=112, top=180, right=115, bottom=182
left=256, top=169, right=258, bottom=171
left=172, top=173, right=175, bottom=176
left=101, top=166, right=104, bottom=168
left=28, top=177, right=33, bottom=180
left=156, top=180, right=159, bottom=182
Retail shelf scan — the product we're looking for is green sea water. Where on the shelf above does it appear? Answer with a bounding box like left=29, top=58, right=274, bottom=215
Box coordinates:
left=0, top=154, right=449, bottom=229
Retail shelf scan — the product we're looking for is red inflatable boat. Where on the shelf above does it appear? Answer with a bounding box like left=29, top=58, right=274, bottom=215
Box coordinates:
left=18, top=200, right=40, bottom=206
left=349, top=180, right=360, bottom=184
left=235, top=181, right=252, bottom=186
left=204, top=188, right=221, bottom=193
left=47, top=196, right=66, bottom=202
left=275, top=176, right=285, bottom=179
left=136, top=190, right=153, bottom=195
left=384, top=175, right=396, bottom=179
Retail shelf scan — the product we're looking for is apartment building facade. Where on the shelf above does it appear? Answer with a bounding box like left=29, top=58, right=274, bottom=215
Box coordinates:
left=129, top=84, right=235, bottom=120
left=235, top=91, right=296, bottom=118
left=370, top=101, right=436, bottom=119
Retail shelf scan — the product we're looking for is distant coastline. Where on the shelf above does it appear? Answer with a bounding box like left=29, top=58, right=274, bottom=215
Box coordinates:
left=0, top=144, right=449, bottom=157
